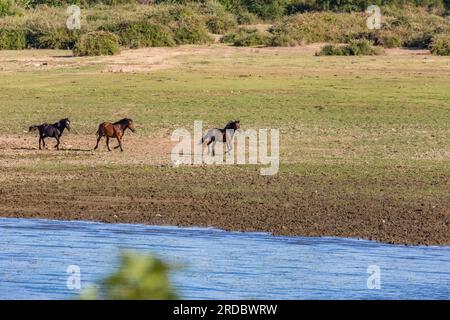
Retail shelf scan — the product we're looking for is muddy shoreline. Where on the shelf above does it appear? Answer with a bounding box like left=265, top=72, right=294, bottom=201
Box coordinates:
left=1, top=143, right=448, bottom=246
left=1, top=198, right=448, bottom=246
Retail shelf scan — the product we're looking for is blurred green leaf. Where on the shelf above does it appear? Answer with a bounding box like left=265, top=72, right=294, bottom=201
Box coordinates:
left=80, top=252, right=179, bottom=300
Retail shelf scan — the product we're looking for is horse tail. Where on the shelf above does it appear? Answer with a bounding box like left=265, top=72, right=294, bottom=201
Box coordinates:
left=199, top=133, right=210, bottom=145
left=29, top=125, right=38, bottom=132
left=96, top=123, right=104, bottom=137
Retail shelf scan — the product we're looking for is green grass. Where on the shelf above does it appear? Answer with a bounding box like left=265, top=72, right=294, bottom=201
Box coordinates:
left=1, top=48, right=449, bottom=132
left=0, top=46, right=449, bottom=185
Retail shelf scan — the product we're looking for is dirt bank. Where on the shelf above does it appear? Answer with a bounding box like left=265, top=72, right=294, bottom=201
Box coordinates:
left=0, top=134, right=448, bottom=246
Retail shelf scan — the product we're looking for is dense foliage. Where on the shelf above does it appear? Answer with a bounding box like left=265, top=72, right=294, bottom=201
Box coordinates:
left=316, top=39, right=383, bottom=55
left=73, top=30, right=120, bottom=55
left=1, top=1, right=449, bottom=55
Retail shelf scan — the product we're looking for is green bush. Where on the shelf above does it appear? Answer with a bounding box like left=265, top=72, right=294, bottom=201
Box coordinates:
left=17, top=5, right=81, bottom=49
left=317, top=43, right=345, bottom=55
left=26, top=0, right=137, bottom=7
left=73, top=30, right=120, bottom=56
left=270, top=12, right=367, bottom=46
left=171, top=9, right=212, bottom=44
left=404, top=33, right=434, bottom=48
left=429, top=34, right=450, bottom=55
left=147, top=5, right=212, bottom=44
left=243, top=0, right=289, bottom=20
left=380, top=6, right=450, bottom=49
left=345, top=39, right=382, bottom=55
left=222, top=27, right=270, bottom=46
left=235, top=10, right=258, bottom=24
left=27, top=28, right=80, bottom=49
left=269, top=7, right=450, bottom=47
left=314, top=0, right=375, bottom=12
left=379, top=33, right=403, bottom=48
left=317, top=40, right=383, bottom=56
left=0, top=28, right=26, bottom=49
left=109, top=21, right=175, bottom=48
left=81, top=252, right=178, bottom=300
left=269, top=33, right=296, bottom=46
left=0, top=0, right=18, bottom=17
left=197, top=0, right=238, bottom=34
left=205, top=11, right=237, bottom=34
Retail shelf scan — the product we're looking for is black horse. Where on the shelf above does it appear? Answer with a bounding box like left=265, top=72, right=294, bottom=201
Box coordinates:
left=29, top=118, right=71, bottom=150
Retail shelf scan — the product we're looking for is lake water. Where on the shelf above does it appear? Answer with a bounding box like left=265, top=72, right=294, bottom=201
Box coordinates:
left=0, top=217, right=449, bottom=300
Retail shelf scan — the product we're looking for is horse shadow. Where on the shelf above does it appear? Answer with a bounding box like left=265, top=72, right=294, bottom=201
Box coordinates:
left=10, top=147, right=92, bottom=152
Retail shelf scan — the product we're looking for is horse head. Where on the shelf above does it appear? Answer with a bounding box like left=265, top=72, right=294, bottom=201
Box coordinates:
left=60, top=118, right=71, bottom=131
left=225, top=120, right=241, bottom=131
left=125, top=118, right=136, bottom=133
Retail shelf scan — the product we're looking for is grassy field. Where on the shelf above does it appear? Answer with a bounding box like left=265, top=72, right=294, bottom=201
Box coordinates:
left=0, top=45, right=449, bottom=245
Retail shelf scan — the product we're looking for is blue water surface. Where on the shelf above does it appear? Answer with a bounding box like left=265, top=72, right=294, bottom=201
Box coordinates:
left=0, top=217, right=448, bottom=299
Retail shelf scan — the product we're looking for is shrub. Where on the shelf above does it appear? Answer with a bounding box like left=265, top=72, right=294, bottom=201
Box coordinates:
left=243, top=0, right=289, bottom=20
left=317, top=40, right=383, bottom=56
left=147, top=5, right=212, bottom=44
left=379, top=33, right=403, bottom=48
left=269, top=7, right=450, bottom=48
left=429, top=34, right=450, bottom=55
left=18, top=5, right=81, bottom=49
left=404, top=33, right=434, bottom=48
left=380, top=6, right=450, bottom=49
left=345, top=39, right=382, bottom=55
left=0, top=0, right=18, bottom=17
left=28, top=28, right=80, bottom=49
left=235, top=10, right=258, bottom=24
left=222, top=27, right=270, bottom=46
left=197, top=0, right=238, bottom=34
left=270, top=33, right=296, bottom=46
left=285, top=0, right=317, bottom=13
left=0, top=28, right=26, bottom=49
left=73, top=31, right=120, bottom=56
left=317, top=43, right=345, bottom=55
left=26, top=0, right=137, bottom=7
left=205, top=11, right=237, bottom=34
left=270, top=12, right=367, bottom=46
left=109, top=20, right=175, bottom=48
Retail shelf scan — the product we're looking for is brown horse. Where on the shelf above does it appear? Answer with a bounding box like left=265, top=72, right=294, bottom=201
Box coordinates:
left=94, top=118, right=136, bottom=152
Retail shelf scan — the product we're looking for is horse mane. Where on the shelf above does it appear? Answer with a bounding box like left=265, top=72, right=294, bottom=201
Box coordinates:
left=52, top=118, right=69, bottom=130
left=114, top=118, right=132, bottom=125
left=224, top=120, right=239, bottom=130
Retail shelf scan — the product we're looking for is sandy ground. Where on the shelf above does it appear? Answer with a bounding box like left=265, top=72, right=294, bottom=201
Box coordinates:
left=0, top=134, right=172, bottom=166
left=0, top=45, right=433, bottom=73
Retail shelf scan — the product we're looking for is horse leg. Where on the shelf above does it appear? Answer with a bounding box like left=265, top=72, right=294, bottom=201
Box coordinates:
left=38, top=137, right=42, bottom=150
left=206, top=140, right=213, bottom=155
left=42, top=137, right=46, bottom=149
left=211, top=141, right=216, bottom=156
left=106, top=137, right=111, bottom=151
left=55, top=136, right=60, bottom=150
left=116, top=137, right=123, bottom=152
left=94, top=136, right=101, bottom=150
left=226, top=142, right=232, bottom=155
left=113, top=138, right=121, bottom=150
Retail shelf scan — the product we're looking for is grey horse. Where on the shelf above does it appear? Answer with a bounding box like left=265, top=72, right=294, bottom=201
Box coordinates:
left=200, top=120, right=241, bottom=156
